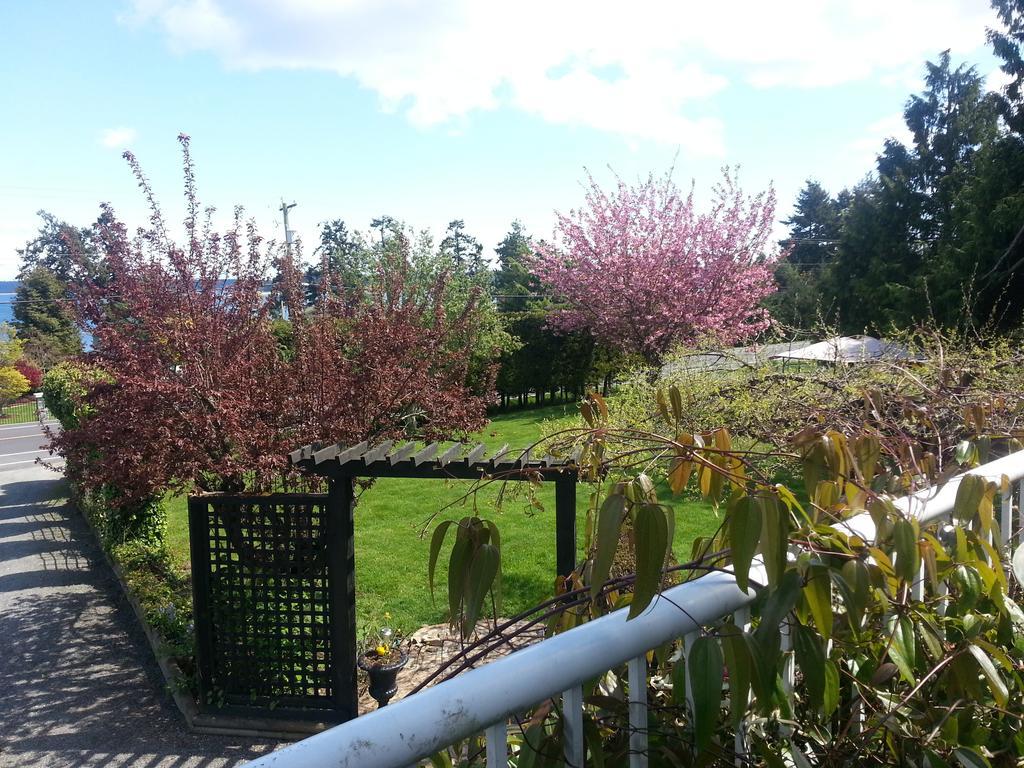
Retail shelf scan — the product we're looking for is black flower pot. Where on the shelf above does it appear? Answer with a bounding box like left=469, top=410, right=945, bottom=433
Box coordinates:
left=358, top=650, right=409, bottom=708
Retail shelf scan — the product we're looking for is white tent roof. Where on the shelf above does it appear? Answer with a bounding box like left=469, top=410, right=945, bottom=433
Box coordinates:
left=769, top=335, right=915, bottom=363
left=661, top=340, right=814, bottom=375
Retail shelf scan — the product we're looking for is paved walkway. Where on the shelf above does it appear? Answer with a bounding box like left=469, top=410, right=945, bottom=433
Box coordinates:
left=0, top=429, right=277, bottom=767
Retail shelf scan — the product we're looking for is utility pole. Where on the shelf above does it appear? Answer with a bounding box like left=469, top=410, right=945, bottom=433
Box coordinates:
left=279, top=199, right=296, bottom=321
left=280, top=199, right=297, bottom=258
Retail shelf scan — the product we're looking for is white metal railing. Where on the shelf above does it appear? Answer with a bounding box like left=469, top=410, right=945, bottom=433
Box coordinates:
left=242, top=450, right=1024, bottom=768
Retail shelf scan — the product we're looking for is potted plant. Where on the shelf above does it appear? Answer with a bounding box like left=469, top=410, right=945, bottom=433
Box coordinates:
left=358, top=627, right=408, bottom=708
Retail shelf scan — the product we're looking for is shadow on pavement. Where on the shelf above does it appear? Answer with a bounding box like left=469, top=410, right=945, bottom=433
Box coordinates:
left=0, top=474, right=277, bottom=768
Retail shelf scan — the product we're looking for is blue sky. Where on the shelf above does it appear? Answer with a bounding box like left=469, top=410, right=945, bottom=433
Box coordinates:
left=0, top=0, right=1006, bottom=279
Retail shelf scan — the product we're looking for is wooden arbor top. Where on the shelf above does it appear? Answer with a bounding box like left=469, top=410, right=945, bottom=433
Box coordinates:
left=290, top=439, right=581, bottom=578
left=289, top=440, right=580, bottom=482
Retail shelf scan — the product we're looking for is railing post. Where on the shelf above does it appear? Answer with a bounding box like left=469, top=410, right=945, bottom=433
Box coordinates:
left=911, top=560, right=925, bottom=602
left=732, top=609, right=751, bottom=766
left=1001, top=488, right=1012, bottom=551
left=486, top=722, right=507, bottom=768
left=628, top=655, right=648, bottom=768
left=780, top=617, right=794, bottom=701
left=562, top=685, right=584, bottom=767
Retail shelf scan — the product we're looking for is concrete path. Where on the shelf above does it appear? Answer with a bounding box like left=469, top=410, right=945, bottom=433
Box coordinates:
left=0, top=419, right=63, bottom=473
left=0, top=425, right=277, bottom=767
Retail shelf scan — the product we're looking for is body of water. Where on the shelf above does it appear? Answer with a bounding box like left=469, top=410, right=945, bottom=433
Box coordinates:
left=0, top=281, right=90, bottom=349
left=0, top=281, right=17, bottom=325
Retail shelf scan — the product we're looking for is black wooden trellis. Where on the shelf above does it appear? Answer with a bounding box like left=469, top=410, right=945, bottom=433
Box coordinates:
left=190, top=441, right=579, bottom=727
left=189, top=492, right=352, bottom=723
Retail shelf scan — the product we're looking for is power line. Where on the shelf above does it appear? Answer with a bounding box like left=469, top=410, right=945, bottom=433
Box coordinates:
left=0, top=291, right=549, bottom=306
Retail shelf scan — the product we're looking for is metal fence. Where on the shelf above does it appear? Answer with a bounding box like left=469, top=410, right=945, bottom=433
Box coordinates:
left=0, top=398, right=40, bottom=425
left=240, top=449, right=1024, bottom=768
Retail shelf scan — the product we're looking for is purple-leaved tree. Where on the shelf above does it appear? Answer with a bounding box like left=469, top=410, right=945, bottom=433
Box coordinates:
left=530, top=169, right=779, bottom=362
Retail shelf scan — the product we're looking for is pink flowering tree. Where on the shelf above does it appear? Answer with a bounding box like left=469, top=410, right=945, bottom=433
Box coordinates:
left=531, top=169, right=779, bottom=362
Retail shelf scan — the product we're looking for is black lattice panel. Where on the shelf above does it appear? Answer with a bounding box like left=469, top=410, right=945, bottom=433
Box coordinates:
left=190, top=493, right=342, bottom=717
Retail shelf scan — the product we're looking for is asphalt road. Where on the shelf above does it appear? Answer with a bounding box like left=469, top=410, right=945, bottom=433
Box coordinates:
left=0, top=421, right=276, bottom=767
left=0, top=420, right=62, bottom=473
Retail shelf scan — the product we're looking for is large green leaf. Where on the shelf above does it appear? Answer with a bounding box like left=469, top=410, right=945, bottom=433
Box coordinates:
left=1011, top=542, right=1024, bottom=587
left=516, top=722, right=546, bottom=768
left=835, top=559, right=870, bottom=632
left=953, top=474, right=985, bottom=526
left=968, top=643, right=1009, bottom=707
left=823, top=659, right=840, bottom=719
left=757, top=573, right=802, bottom=643
left=719, top=626, right=751, bottom=726
left=888, top=615, right=917, bottom=684
left=668, top=454, right=694, bottom=494
left=428, top=520, right=455, bottom=601
left=590, top=494, right=626, bottom=600
left=749, top=571, right=801, bottom=710
left=759, top=495, right=789, bottom=588
left=793, top=624, right=826, bottom=713
left=953, top=564, right=983, bottom=611
left=669, top=433, right=696, bottom=494
left=462, top=543, right=500, bottom=635
left=802, top=437, right=829, bottom=499
left=789, top=745, right=813, bottom=768
left=813, top=480, right=839, bottom=511
left=868, top=497, right=896, bottom=544
left=669, top=385, right=683, bottom=423
left=953, top=747, right=992, bottom=768
left=852, top=434, right=880, bottom=484
left=688, top=635, right=724, bottom=753
left=893, top=518, right=920, bottom=584
left=655, top=388, right=671, bottom=425
left=729, top=495, right=761, bottom=593
left=802, top=565, right=833, bottom=640
left=743, top=630, right=778, bottom=713
left=447, top=529, right=472, bottom=622
left=629, top=504, right=669, bottom=619
left=671, top=642, right=688, bottom=707
left=485, top=520, right=503, bottom=615
left=755, top=570, right=802, bottom=652
left=582, top=716, right=606, bottom=768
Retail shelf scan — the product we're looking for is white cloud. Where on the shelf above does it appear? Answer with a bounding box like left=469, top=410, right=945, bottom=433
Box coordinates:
left=100, top=126, right=138, bottom=148
left=986, top=66, right=1014, bottom=95
left=126, top=0, right=996, bottom=154
left=847, top=113, right=915, bottom=167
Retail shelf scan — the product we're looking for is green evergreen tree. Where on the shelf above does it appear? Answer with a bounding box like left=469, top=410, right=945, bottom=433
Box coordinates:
left=903, top=51, right=999, bottom=244
left=764, top=180, right=847, bottom=330
left=490, top=221, right=596, bottom=406
left=13, top=267, right=81, bottom=368
left=492, top=220, right=537, bottom=312
left=440, top=220, right=485, bottom=277
left=305, top=218, right=366, bottom=305
left=989, top=0, right=1024, bottom=134
left=830, top=174, right=924, bottom=332
left=828, top=55, right=1000, bottom=332
left=936, top=134, right=1024, bottom=328
left=782, top=180, right=843, bottom=269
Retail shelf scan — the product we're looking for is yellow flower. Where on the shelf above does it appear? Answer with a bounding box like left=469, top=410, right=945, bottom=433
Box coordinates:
left=376, top=645, right=389, bottom=657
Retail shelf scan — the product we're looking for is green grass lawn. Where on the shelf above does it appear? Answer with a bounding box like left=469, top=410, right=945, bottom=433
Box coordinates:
left=164, top=403, right=721, bottom=635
